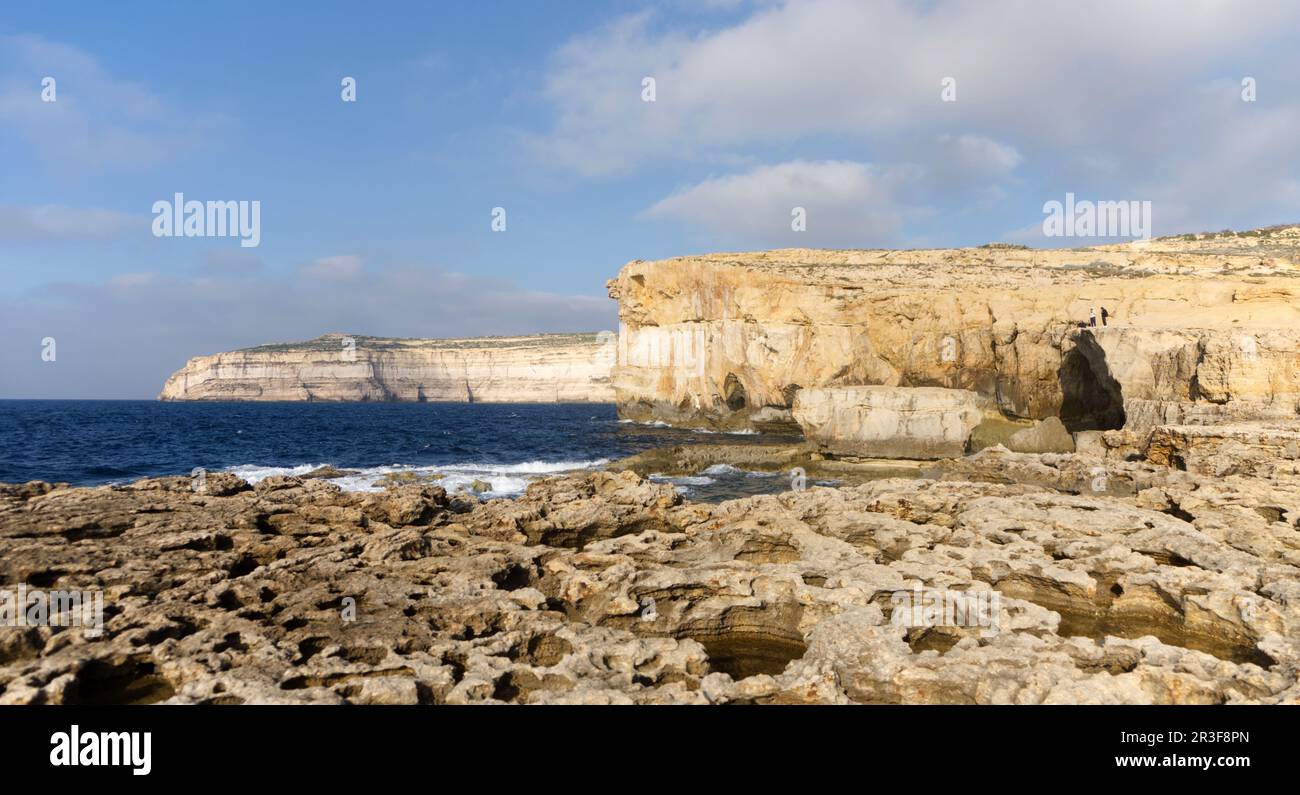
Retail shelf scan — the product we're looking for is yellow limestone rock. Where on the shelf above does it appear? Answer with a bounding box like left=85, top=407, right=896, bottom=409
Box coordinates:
left=606, top=231, right=1300, bottom=434
left=159, top=332, right=615, bottom=402
left=793, top=386, right=989, bottom=459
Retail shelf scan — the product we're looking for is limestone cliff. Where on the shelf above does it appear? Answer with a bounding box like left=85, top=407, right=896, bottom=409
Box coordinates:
left=607, top=227, right=1300, bottom=434
left=159, top=333, right=615, bottom=402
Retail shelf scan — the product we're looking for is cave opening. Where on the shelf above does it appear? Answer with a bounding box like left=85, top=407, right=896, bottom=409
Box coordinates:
left=723, top=372, right=747, bottom=411
left=1058, top=333, right=1126, bottom=432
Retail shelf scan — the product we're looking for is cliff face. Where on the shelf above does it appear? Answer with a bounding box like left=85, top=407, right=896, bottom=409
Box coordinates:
left=606, top=229, right=1300, bottom=433
left=159, top=333, right=615, bottom=402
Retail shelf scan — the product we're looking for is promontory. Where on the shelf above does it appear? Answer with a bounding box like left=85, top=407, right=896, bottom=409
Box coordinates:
left=158, top=332, right=616, bottom=402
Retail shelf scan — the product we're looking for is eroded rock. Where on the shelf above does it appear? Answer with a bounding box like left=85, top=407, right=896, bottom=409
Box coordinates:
left=793, top=386, right=989, bottom=459
left=606, top=244, right=1300, bottom=433
left=1008, top=417, right=1076, bottom=454
left=2, top=455, right=1297, bottom=706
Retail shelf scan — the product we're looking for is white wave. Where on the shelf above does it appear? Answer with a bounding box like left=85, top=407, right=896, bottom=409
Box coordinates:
left=700, top=463, right=782, bottom=478
left=617, top=419, right=764, bottom=435
left=618, top=419, right=673, bottom=428
left=649, top=473, right=716, bottom=487
left=224, top=462, right=331, bottom=483
left=701, top=463, right=743, bottom=475
left=223, top=458, right=609, bottom=496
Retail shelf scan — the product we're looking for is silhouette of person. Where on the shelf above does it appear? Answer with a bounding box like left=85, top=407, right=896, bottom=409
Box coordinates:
left=1101, top=306, right=1110, bottom=326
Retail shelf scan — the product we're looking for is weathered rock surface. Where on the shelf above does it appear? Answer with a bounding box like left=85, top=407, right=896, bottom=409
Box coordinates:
left=159, top=332, right=615, bottom=402
left=3, top=448, right=1297, bottom=705
left=793, top=386, right=989, bottom=459
left=1008, top=417, right=1076, bottom=454
left=1144, top=423, right=1300, bottom=477
left=607, top=229, right=1300, bottom=435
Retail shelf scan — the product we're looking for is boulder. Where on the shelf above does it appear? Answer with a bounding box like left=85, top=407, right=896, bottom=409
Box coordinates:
left=1007, top=417, right=1076, bottom=454
left=792, top=386, right=987, bottom=459
left=1072, top=430, right=1107, bottom=458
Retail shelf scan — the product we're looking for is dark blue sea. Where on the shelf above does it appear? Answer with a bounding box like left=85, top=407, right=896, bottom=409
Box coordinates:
left=0, top=401, right=793, bottom=501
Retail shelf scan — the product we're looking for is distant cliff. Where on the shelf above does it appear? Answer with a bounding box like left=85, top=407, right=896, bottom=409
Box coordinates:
left=159, top=333, right=615, bottom=402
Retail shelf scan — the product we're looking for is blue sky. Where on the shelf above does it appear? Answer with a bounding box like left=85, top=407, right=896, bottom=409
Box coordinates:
left=2, top=0, right=1298, bottom=397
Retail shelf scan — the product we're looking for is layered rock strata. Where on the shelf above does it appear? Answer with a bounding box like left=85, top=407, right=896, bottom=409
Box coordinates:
left=159, top=333, right=615, bottom=402
left=793, top=386, right=992, bottom=459
left=606, top=230, right=1300, bottom=435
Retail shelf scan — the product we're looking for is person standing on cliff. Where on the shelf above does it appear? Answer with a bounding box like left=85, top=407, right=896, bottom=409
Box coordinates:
left=1101, top=306, right=1110, bottom=326
left=1089, top=308, right=1096, bottom=327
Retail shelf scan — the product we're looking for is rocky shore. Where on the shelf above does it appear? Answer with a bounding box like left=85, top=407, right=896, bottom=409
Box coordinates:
left=2, top=431, right=1297, bottom=704
left=7, top=228, right=1299, bottom=705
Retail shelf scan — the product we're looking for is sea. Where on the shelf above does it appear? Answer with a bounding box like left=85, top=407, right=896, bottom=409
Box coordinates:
left=0, top=401, right=802, bottom=502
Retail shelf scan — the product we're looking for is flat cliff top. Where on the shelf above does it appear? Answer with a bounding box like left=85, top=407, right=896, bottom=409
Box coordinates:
left=158, top=331, right=616, bottom=401
left=237, top=332, right=608, bottom=355
left=611, top=224, right=1300, bottom=288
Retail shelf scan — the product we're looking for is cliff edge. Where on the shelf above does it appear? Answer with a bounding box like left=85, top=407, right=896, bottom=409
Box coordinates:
left=606, top=226, right=1300, bottom=435
left=159, top=332, right=615, bottom=402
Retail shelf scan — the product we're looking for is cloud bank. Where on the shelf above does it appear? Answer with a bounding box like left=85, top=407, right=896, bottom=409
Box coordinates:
left=0, top=257, right=617, bottom=398
left=535, top=0, right=1300, bottom=235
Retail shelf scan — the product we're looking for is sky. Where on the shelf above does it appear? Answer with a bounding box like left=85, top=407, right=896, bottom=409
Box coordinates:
left=2, top=0, right=1298, bottom=398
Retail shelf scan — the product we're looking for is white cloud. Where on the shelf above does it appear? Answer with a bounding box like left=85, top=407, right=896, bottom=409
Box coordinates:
left=534, top=0, right=1300, bottom=235
left=536, top=0, right=1300, bottom=169
left=0, top=204, right=138, bottom=241
left=298, top=255, right=364, bottom=281
left=0, top=34, right=227, bottom=172
left=643, top=135, right=1022, bottom=246
left=0, top=256, right=617, bottom=398
left=644, top=160, right=907, bottom=246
